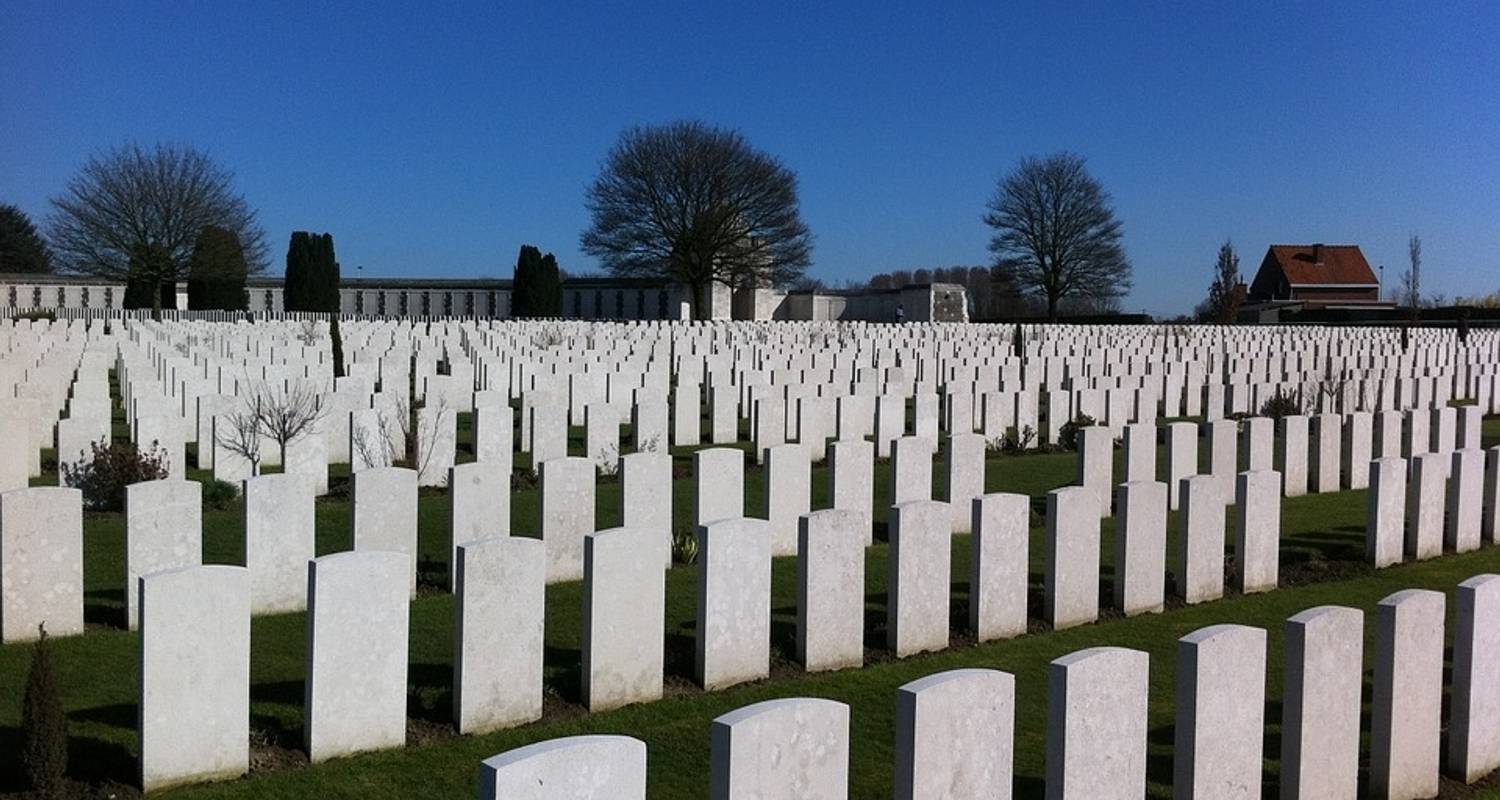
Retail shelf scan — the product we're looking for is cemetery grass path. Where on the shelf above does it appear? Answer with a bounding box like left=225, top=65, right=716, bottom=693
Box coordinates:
left=1, top=415, right=1498, bottom=798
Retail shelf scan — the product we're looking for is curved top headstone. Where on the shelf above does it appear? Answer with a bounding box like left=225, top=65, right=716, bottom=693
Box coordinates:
left=479, top=734, right=647, bottom=800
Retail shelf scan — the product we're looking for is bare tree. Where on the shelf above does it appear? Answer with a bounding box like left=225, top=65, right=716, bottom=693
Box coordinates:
left=214, top=400, right=265, bottom=477
left=255, top=381, right=325, bottom=467
left=410, top=395, right=451, bottom=481
left=984, top=152, right=1132, bottom=321
left=352, top=396, right=408, bottom=470
left=580, top=120, right=813, bottom=319
left=47, top=142, right=268, bottom=312
left=1398, top=234, right=1422, bottom=315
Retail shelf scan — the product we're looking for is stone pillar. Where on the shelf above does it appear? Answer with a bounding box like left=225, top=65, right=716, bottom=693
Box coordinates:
left=891, top=435, right=933, bottom=505
left=1343, top=411, right=1373, bottom=489
left=621, top=450, right=673, bottom=568
left=1205, top=419, right=1237, bottom=495
left=1045, top=646, right=1149, bottom=799
left=895, top=668, right=1014, bottom=800
left=1281, top=605, right=1363, bottom=800
left=1173, top=624, right=1266, bottom=800
left=762, top=443, right=810, bottom=557
left=970, top=492, right=1030, bottom=640
left=1114, top=480, right=1167, bottom=615
left=797, top=509, right=866, bottom=672
left=1045, top=486, right=1100, bottom=630
left=1375, top=409, right=1404, bottom=458
left=243, top=473, right=315, bottom=615
left=673, top=382, right=701, bottom=447
left=1165, top=420, right=1197, bottom=510
left=1278, top=414, right=1309, bottom=497
left=583, top=527, right=665, bottom=712
left=888, top=499, right=952, bottom=657
left=1370, top=589, right=1445, bottom=800
left=479, top=735, right=647, bottom=800
left=710, top=698, right=849, bottom=800
left=944, top=433, right=986, bottom=534
left=1076, top=426, right=1114, bottom=516
left=1241, top=416, right=1273, bottom=472
left=139, top=565, right=249, bottom=792
left=1176, top=475, right=1225, bottom=604
left=696, top=517, right=771, bottom=690
left=449, top=460, right=508, bottom=573
left=1367, top=457, right=1407, bottom=568
left=875, top=393, right=904, bottom=458
left=1406, top=452, right=1446, bottom=560
left=454, top=536, right=544, bottom=734
left=695, top=447, right=745, bottom=527
left=304, top=550, right=410, bottom=762
left=1311, top=413, right=1342, bottom=493
left=125, top=478, right=202, bottom=630
left=539, top=456, right=595, bottom=583
left=1123, top=423, right=1156, bottom=483
left=1404, top=408, right=1431, bottom=458
left=1447, top=449, right=1485, bottom=553
left=1448, top=574, right=1500, bottom=783
left=711, top=384, right=737, bottom=444
left=1233, top=469, right=1280, bottom=594
left=473, top=404, right=513, bottom=463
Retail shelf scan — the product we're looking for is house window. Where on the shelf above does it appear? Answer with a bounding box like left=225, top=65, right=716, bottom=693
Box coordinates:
left=488, top=292, right=497, bottom=317
left=264, top=290, right=274, bottom=311
left=377, top=292, right=387, bottom=315
left=81, top=287, right=89, bottom=308
left=33, top=287, right=42, bottom=306
left=103, top=287, right=112, bottom=308
left=658, top=290, right=669, bottom=318
left=465, top=292, right=475, bottom=316
left=593, top=291, right=603, bottom=318
left=615, top=291, right=624, bottom=318
left=399, top=292, right=409, bottom=316
left=57, top=287, right=66, bottom=307
left=442, top=292, right=452, bottom=316
left=355, top=290, right=364, bottom=314
left=573, top=291, right=582, bottom=317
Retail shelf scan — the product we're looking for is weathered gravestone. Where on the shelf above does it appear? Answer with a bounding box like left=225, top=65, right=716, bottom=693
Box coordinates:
left=454, top=536, right=544, bottom=734
left=583, top=527, right=665, bottom=712
left=710, top=698, right=849, bottom=800
left=0, top=486, right=83, bottom=642
left=138, top=565, right=249, bottom=792
left=304, top=550, right=410, bottom=762
left=125, top=478, right=202, bottom=630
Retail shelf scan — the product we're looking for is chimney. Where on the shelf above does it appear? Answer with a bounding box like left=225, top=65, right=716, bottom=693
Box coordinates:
left=1312, top=243, right=1323, bottom=263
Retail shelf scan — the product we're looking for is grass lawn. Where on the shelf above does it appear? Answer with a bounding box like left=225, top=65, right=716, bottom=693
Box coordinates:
left=2, top=409, right=1498, bottom=798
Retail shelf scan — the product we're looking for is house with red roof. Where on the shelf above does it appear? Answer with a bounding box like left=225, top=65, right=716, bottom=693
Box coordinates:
left=1243, top=244, right=1394, bottom=318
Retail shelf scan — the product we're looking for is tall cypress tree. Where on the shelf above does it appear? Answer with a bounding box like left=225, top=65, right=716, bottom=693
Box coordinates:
left=537, top=251, right=563, bottom=316
left=285, top=231, right=340, bottom=312
left=21, top=624, right=67, bottom=794
left=284, top=232, right=313, bottom=311
left=511, top=245, right=543, bottom=317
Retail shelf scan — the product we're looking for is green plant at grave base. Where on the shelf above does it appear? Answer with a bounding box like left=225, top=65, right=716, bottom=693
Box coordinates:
left=1057, top=414, right=1096, bottom=451
left=201, top=478, right=240, bottom=512
left=671, top=529, right=699, bottom=565
left=1259, top=386, right=1303, bottom=420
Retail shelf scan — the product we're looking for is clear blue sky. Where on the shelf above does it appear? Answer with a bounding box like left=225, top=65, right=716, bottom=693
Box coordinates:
left=3, top=1, right=1497, bottom=315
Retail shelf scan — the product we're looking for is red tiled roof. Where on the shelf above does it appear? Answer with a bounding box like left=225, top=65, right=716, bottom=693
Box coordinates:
left=1267, top=244, right=1377, bottom=286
